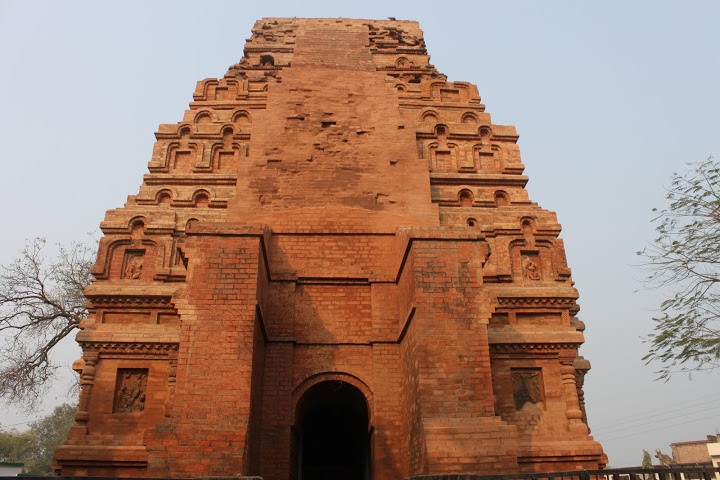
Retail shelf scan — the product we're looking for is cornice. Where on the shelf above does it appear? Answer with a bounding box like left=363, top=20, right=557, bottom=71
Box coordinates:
left=80, top=342, right=179, bottom=354
left=490, top=342, right=579, bottom=353
left=87, top=295, right=174, bottom=309
left=496, top=296, right=579, bottom=312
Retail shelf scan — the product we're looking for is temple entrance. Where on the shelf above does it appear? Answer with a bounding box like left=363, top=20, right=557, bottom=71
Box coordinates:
left=295, top=380, right=370, bottom=480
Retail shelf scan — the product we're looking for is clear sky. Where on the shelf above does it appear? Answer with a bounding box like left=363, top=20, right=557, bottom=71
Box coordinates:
left=1, top=0, right=718, bottom=469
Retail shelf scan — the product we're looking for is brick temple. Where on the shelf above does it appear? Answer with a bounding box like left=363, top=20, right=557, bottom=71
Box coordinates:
left=55, top=18, right=605, bottom=480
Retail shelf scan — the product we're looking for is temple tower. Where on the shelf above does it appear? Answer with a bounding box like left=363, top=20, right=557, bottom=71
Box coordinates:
left=55, top=18, right=605, bottom=479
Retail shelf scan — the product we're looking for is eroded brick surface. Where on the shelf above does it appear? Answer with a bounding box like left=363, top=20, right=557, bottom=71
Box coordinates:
left=54, top=18, right=605, bottom=479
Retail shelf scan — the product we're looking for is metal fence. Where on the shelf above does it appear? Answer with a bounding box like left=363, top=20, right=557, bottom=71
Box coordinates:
left=2, top=467, right=720, bottom=480
left=408, top=466, right=720, bottom=480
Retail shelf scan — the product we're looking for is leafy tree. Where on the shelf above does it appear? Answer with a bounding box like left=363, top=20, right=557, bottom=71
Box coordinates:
left=0, top=403, right=77, bottom=475
left=642, top=449, right=653, bottom=469
left=639, top=157, right=720, bottom=379
left=0, top=238, right=94, bottom=408
left=0, top=428, right=33, bottom=463
left=22, top=403, right=77, bottom=475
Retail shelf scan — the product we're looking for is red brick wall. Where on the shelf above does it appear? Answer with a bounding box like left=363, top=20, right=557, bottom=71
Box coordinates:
left=145, top=235, right=265, bottom=476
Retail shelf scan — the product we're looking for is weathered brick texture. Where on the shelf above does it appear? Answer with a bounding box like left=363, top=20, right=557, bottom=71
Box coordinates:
left=55, top=17, right=605, bottom=479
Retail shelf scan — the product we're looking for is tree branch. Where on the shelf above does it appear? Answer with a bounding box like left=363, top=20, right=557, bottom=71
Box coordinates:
left=0, top=238, right=94, bottom=408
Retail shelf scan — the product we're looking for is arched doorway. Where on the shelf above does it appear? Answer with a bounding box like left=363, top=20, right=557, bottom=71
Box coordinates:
left=295, top=380, right=371, bottom=480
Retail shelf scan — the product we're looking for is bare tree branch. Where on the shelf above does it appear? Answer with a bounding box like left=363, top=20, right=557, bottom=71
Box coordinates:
left=0, top=238, right=95, bottom=408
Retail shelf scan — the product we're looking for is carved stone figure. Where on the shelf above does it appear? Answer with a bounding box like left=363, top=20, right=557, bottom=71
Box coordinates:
left=123, top=254, right=143, bottom=279
left=513, top=369, right=544, bottom=409
left=113, top=369, right=148, bottom=413
left=523, top=255, right=542, bottom=280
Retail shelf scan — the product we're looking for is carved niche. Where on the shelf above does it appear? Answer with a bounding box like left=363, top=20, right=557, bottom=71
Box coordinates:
left=510, top=240, right=569, bottom=283
left=521, top=252, right=542, bottom=281
left=113, top=368, right=149, bottom=413
left=122, top=251, right=145, bottom=280
left=427, top=141, right=459, bottom=172
left=458, top=146, right=477, bottom=172
left=430, top=82, right=469, bottom=103
left=473, top=143, right=504, bottom=173
left=103, top=239, right=157, bottom=282
left=167, top=128, right=199, bottom=172
left=210, top=127, right=248, bottom=171
left=512, top=368, right=545, bottom=410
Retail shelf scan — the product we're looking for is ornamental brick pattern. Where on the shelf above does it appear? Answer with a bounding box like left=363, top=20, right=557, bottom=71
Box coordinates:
left=54, top=18, right=605, bottom=479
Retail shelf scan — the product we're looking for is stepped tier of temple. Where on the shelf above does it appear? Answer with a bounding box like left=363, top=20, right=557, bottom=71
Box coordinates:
left=55, top=18, right=605, bottom=480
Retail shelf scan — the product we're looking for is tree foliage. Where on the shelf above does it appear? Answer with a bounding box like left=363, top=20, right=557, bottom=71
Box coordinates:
left=0, top=238, right=94, bottom=408
left=0, top=429, right=32, bottom=464
left=642, top=449, right=653, bottom=469
left=639, top=157, right=720, bottom=379
left=0, top=403, right=77, bottom=475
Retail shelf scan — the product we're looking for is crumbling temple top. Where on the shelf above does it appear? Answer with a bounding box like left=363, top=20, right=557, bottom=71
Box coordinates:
left=55, top=18, right=605, bottom=480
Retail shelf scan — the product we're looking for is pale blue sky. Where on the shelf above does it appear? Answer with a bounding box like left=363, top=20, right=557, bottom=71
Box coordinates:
left=1, top=0, right=718, bottom=468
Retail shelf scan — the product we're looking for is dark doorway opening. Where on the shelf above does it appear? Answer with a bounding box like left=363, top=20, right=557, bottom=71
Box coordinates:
left=295, top=380, right=370, bottom=480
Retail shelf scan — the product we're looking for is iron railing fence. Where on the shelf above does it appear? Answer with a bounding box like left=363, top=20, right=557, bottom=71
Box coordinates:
left=2, top=467, right=719, bottom=480
left=409, top=466, right=720, bottom=480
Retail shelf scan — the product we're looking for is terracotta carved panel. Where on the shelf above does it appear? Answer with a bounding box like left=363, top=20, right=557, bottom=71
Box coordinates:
left=113, top=368, right=148, bottom=413
left=122, top=251, right=144, bottom=280
left=512, top=368, right=544, bottom=410
left=521, top=251, right=542, bottom=281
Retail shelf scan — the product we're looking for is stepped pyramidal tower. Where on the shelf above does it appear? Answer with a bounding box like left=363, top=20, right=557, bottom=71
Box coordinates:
left=55, top=18, right=605, bottom=480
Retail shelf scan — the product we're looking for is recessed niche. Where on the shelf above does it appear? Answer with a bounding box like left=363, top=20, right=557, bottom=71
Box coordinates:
left=113, top=368, right=148, bottom=413
left=156, top=190, right=172, bottom=205
left=129, top=218, right=145, bottom=237
left=511, top=368, right=545, bottom=410
left=122, top=250, right=144, bottom=280
left=462, top=112, right=479, bottom=124
left=521, top=217, right=536, bottom=235
left=193, top=191, right=210, bottom=208
left=194, top=111, right=212, bottom=124
left=232, top=111, right=251, bottom=123
left=458, top=189, right=474, bottom=207
left=421, top=111, right=439, bottom=123
left=173, top=151, right=191, bottom=170
left=494, top=190, right=510, bottom=206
